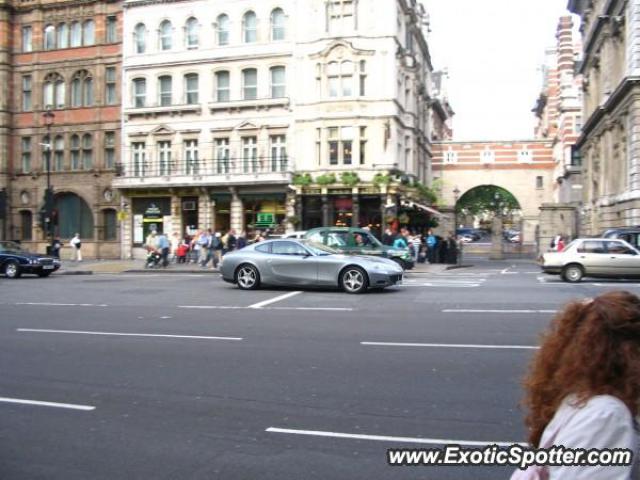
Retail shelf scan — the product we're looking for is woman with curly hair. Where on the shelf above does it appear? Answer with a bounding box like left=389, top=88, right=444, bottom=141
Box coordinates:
left=515, top=290, right=640, bottom=479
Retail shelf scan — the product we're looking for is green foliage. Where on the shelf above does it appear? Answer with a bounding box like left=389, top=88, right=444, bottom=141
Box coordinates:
left=456, top=185, right=521, bottom=216
left=292, top=173, right=313, bottom=186
left=414, top=182, right=438, bottom=204
left=315, top=173, right=337, bottom=185
left=373, top=173, right=392, bottom=187
left=340, top=171, right=360, bottom=187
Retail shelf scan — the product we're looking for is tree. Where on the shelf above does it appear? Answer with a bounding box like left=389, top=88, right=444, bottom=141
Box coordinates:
left=456, top=185, right=520, bottom=217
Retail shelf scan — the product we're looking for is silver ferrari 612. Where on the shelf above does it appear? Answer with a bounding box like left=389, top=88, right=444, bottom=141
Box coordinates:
left=220, top=239, right=403, bottom=293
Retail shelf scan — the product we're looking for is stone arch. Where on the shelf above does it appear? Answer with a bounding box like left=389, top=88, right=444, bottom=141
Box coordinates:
left=455, top=184, right=522, bottom=232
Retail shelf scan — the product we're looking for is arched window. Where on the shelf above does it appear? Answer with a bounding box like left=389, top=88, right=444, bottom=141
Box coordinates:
left=133, top=78, right=146, bottom=107
left=82, top=134, right=93, bottom=170
left=216, top=14, right=229, bottom=45
left=270, top=66, right=286, bottom=98
left=243, top=11, right=257, bottom=43
left=83, top=76, right=93, bottom=105
left=242, top=68, right=257, bottom=100
left=271, top=8, right=285, bottom=41
left=70, top=22, right=82, bottom=47
left=71, top=70, right=92, bottom=106
left=185, top=17, right=199, bottom=48
left=134, top=23, right=146, bottom=53
left=57, top=23, right=69, bottom=48
left=70, top=135, right=80, bottom=170
left=20, top=211, right=33, bottom=241
left=43, top=73, right=65, bottom=109
left=103, top=209, right=117, bottom=240
left=44, top=25, right=56, bottom=50
left=159, top=20, right=172, bottom=50
left=54, top=192, right=94, bottom=239
left=54, top=135, right=64, bottom=171
left=184, top=73, right=198, bottom=104
left=83, top=20, right=95, bottom=45
left=158, top=75, right=172, bottom=106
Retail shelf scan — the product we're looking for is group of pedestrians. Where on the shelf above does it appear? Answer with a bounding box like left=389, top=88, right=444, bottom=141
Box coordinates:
left=381, top=227, right=459, bottom=264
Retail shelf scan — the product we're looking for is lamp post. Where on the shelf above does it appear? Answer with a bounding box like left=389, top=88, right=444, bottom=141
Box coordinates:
left=42, top=109, right=55, bottom=249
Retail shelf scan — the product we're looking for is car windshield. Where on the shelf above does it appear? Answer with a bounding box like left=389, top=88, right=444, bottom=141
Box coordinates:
left=0, top=241, right=25, bottom=254
left=301, top=241, right=338, bottom=256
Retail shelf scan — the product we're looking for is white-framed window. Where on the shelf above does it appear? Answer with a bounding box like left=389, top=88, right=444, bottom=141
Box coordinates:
left=518, top=149, right=533, bottom=163
left=359, top=60, right=366, bottom=96
left=215, top=71, right=230, bottom=102
left=82, top=133, right=93, bottom=169
left=57, top=23, right=69, bottom=48
left=21, top=137, right=31, bottom=173
left=270, top=135, right=287, bottom=171
left=359, top=126, right=366, bottom=165
left=134, top=23, right=146, bottom=53
left=22, top=75, right=32, bottom=111
left=158, top=140, right=172, bottom=175
left=271, top=8, right=285, bottom=40
left=184, top=73, right=198, bottom=104
left=185, top=139, right=199, bottom=175
left=215, top=138, right=230, bottom=173
left=133, top=78, right=146, bottom=107
left=185, top=17, right=199, bottom=48
left=70, top=134, right=80, bottom=170
left=242, top=68, right=257, bottom=100
left=158, top=75, right=172, bottom=106
left=327, top=0, right=355, bottom=34
left=327, top=60, right=353, bottom=97
left=159, top=20, right=172, bottom=50
left=70, top=21, right=82, bottom=47
left=104, top=132, right=115, bottom=170
left=106, top=16, right=117, bottom=43
left=44, top=25, right=56, bottom=50
left=328, top=126, right=353, bottom=165
left=243, top=11, right=257, bottom=43
left=575, top=115, right=582, bottom=133
left=105, top=67, right=117, bottom=105
left=242, top=136, right=257, bottom=173
left=54, top=135, right=64, bottom=171
left=44, top=73, right=65, bottom=109
left=480, top=149, right=495, bottom=163
left=22, top=26, right=32, bottom=52
left=132, top=141, right=146, bottom=177
left=444, top=149, right=457, bottom=164
left=83, top=20, right=95, bottom=46
left=270, top=66, right=286, bottom=98
left=216, top=14, right=229, bottom=45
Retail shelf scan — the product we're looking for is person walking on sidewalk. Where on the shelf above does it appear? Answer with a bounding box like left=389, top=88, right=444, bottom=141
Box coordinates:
left=70, top=233, right=82, bottom=261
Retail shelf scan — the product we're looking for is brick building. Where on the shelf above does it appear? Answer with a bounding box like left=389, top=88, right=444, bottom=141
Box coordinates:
left=0, top=0, right=122, bottom=258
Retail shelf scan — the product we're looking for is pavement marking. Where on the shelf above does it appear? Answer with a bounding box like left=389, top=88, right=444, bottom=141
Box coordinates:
left=269, top=306, right=353, bottom=311
left=265, top=427, right=522, bottom=447
left=178, top=304, right=353, bottom=312
left=17, top=328, right=243, bottom=341
left=361, top=341, right=539, bottom=350
left=178, top=305, right=245, bottom=310
left=442, top=309, right=557, bottom=314
left=15, top=302, right=109, bottom=307
left=399, top=284, right=480, bottom=288
left=0, top=396, right=95, bottom=411
left=248, top=291, right=302, bottom=309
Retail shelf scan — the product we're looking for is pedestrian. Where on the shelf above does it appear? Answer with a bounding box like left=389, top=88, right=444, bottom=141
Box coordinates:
left=69, top=233, right=82, bottom=261
left=392, top=232, right=408, bottom=249
left=382, top=227, right=394, bottom=246
left=446, top=232, right=458, bottom=264
left=556, top=235, right=566, bottom=252
left=512, top=291, right=640, bottom=479
left=51, top=236, right=62, bottom=259
left=198, top=229, right=211, bottom=267
left=237, top=231, right=247, bottom=250
left=426, top=229, right=437, bottom=263
left=156, top=231, right=170, bottom=268
left=211, top=231, right=223, bottom=268
left=176, top=239, right=188, bottom=264
left=550, top=233, right=561, bottom=251
left=410, top=233, right=422, bottom=263
left=227, top=229, right=237, bottom=252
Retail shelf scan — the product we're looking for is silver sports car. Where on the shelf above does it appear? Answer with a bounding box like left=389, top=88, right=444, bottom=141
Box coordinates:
left=220, top=239, right=403, bottom=293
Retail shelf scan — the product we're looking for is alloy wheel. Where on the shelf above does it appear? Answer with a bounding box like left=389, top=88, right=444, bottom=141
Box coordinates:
left=237, top=266, right=258, bottom=289
left=342, top=269, right=364, bottom=293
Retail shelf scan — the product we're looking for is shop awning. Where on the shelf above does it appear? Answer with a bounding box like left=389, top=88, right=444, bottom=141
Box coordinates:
left=401, top=200, right=450, bottom=219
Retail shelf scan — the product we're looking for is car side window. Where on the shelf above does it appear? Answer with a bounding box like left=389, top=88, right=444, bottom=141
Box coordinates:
left=577, top=241, right=606, bottom=254
left=606, top=241, right=635, bottom=255
left=326, top=232, right=348, bottom=248
left=307, top=231, right=324, bottom=244
left=272, top=241, right=308, bottom=256
left=255, top=243, right=271, bottom=254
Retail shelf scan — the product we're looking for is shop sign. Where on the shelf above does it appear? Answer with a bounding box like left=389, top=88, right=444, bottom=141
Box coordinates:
left=256, top=213, right=275, bottom=225
left=145, top=203, right=162, bottom=219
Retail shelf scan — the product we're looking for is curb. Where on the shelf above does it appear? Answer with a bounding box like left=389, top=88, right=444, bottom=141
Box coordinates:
left=55, top=270, right=93, bottom=275
left=123, top=269, right=220, bottom=274
left=445, top=264, right=474, bottom=270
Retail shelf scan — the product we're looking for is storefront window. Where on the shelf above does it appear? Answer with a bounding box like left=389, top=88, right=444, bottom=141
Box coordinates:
left=131, top=198, right=171, bottom=245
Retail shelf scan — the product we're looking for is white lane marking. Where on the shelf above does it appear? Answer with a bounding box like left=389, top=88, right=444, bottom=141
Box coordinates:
left=361, top=341, right=539, bottom=350
left=17, top=328, right=242, bottom=341
left=501, top=267, right=511, bottom=274
left=0, top=397, right=95, bottom=411
left=265, top=427, right=522, bottom=447
left=248, top=291, right=302, bottom=309
left=270, top=306, right=353, bottom=311
left=399, top=284, right=480, bottom=288
left=442, top=309, right=557, bottom=314
left=15, top=302, right=109, bottom=307
left=178, top=305, right=352, bottom=312
left=178, top=305, right=245, bottom=310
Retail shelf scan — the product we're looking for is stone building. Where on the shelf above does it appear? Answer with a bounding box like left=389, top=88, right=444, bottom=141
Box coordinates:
left=116, top=0, right=437, bottom=258
left=0, top=0, right=122, bottom=258
left=568, top=0, right=640, bottom=234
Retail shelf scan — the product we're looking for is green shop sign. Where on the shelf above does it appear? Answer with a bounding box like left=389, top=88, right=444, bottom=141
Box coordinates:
left=256, top=213, right=275, bottom=226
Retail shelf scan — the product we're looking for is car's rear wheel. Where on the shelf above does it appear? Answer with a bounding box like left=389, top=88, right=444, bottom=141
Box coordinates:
left=562, top=264, right=584, bottom=283
left=236, top=264, right=260, bottom=290
left=4, top=261, right=21, bottom=279
left=340, top=266, right=368, bottom=294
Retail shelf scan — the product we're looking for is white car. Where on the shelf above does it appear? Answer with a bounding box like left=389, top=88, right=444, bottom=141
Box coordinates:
left=540, top=238, right=640, bottom=282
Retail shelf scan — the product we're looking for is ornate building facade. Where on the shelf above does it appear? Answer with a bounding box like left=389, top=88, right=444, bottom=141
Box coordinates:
left=0, top=0, right=122, bottom=258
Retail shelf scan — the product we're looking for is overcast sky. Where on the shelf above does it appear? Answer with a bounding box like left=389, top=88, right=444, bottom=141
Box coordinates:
left=422, top=0, right=578, bottom=141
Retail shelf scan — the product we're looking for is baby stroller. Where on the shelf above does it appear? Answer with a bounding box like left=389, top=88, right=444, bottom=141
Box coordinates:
left=145, top=250, right=162, bottom=269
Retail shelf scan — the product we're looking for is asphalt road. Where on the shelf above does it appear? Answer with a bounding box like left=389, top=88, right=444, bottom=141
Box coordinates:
left=2, top=259, right=638, bottom=479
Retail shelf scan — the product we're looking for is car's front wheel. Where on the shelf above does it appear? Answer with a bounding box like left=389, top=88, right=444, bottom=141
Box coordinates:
left=562, top=264, right=584, bottom=283
left=340, top=266, right=368, bottom=294
left=235, top=264, right=260, bottom=290
left=391, top=258, right=407, bottom=270
left=4, top=261, right=21, bottom=279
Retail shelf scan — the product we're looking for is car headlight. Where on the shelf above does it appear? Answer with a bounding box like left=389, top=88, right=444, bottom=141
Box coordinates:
left=29, top=259, right=39, bottom=265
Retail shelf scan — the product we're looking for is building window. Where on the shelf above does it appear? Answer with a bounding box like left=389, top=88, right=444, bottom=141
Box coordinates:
left=242, top=137, right=257, bottom=173
left=104, top=132, right=115, bottom=169
left=159, top=20, right=172, bottom=50
left=83, top=20, right=95, bottom=46
left=70, top=21, right=82, bottom=47
left=185, top=17, right=199, bottom=48
left=270, top=135, right=287, bottom=172
left=518, top=149, right=532, bottom=163
left=216, top=14, right=229, bottom=46
left=243, top=11, right=257, bottom=43
left=536, top=176, right=543, bottom=189
left=359, top=126, right=366, bottom=164
left=22, top=26, right=32, bottom=52
left=21, top=137, right=31, bottom=173
left=327, top=127, right=353, bottom=165
left=480, top=149, right=494, bottom=163
left=327, top=61, right=353, bottom=97
left=22, top=75, right=32, bottom=111
left=184, top=139, right=199, bottom=175
left=158, top=140, right=171, bottom=175
left=134, top=23, right=146, bottom=53
left=20, top=211, right=33, bottom=241
left=215, top=71, right=230, bottom=102
left=83, top=76, right=93, bottom=106
left=184, top=73, right=198, bottom=104
left=105, top=67, right=117, bottom=105
left=575, top=115, right=582, bottom=133
left=158, top=76, right=172, bottom=106
left=57, top=23, right=69, bottom=49
left=327, top=0, right=354, bottom=34
left=215, top=138, right=230, bottom=173
left=359, top=60, right=366, bottom=96
left=71, top=71, right=92, bottom=107
left=242, top=68, right=257, bottom=100
left=444, top=149, right=457, bottom=164
left=316, top=128, right=321, bottom=165
left=44, top=25, right=56, bottom=50
left=270, top=66, right=286, bottom=98
left=53, top=135, right=64, bottom=171
left=82, top=134, right=93, bottom=169
left=43, top=73, right=65, bottom=109
left=271, top=8, right=285, bottom=40
left=70, top=135, right=80, bottom=170
left=132, top=142, right=146, bottom=177
left=328, top=127, right=338, bottom=165
left=133, top=78, right=146, bottom=107
left=106, top=16, right=117, bottom=43
left=103, top=209, right=117, bottom=240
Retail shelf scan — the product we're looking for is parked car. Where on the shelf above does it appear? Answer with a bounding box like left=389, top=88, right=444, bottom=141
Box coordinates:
left=539, top=238, right=640, bottom=282
left=456, top=228, right=482, bottom=241
left=0, top=241, right=61, bottom=279
left=602, top=227, right=640, bottom=249
left=220, top=239, right=403, bottom=293
left=303, top=227, right=414, bottom=270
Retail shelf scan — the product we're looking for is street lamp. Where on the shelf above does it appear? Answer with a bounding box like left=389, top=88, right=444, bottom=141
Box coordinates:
left=42, top=109, right=55, bottom=249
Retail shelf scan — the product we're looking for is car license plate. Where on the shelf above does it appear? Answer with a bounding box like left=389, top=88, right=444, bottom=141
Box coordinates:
left=43, top=265, right=54, bottom=270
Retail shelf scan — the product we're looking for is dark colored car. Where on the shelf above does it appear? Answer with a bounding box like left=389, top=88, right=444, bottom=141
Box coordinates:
left=602, top=227, right=640, bottom=249
left=304, top=227, right=414, bottom=270
left=0, top=241, right=61, bottom=279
